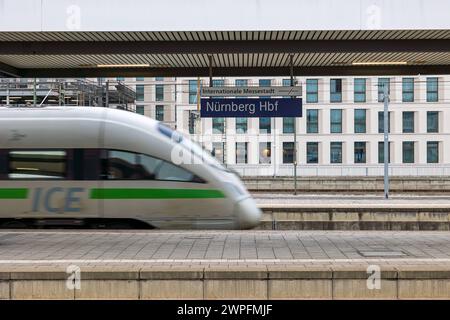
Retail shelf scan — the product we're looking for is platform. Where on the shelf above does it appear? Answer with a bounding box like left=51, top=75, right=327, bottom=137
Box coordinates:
left=254, top=194, right=450, bottom=230
left=0, top=230, right=449, bottom=299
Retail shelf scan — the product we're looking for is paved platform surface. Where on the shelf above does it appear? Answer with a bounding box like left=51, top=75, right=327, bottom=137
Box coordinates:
left=1, top=230, right=450, bottom=266
left=1, top=230, right=450, bottom=299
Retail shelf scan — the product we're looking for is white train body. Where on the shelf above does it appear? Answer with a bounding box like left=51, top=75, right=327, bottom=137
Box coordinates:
left=0, top=107, right=261, bottom=229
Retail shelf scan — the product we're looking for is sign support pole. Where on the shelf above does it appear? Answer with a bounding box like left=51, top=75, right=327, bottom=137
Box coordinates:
left=290, top=55, right=297, bottom=195
left=383, top=83, right=390, bottom=199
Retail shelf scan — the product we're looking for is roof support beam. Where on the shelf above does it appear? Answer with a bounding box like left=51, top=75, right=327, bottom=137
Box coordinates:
left=1, top=40, right=450, bottom=55
left=16, top=65, right=450, bottom=78
left=0, top=61, right=20, bottom=77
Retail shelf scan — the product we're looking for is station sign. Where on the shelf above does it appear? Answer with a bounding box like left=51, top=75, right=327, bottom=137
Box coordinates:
left=200, top=98, right=302, bottom=118
left=201, top=86, right=302, bottom=97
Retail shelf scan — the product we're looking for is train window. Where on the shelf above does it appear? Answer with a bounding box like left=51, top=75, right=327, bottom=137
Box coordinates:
left=104, top=150, right=204, bottom=183
left=8, top=150, right=67, bottom=179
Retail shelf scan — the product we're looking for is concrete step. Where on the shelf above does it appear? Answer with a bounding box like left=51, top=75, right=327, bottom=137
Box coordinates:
left=1, top=264, right=450, bottom=299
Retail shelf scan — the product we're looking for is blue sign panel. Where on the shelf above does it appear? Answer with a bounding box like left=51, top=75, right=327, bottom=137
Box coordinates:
left=200, top=98, right=302, bottom=118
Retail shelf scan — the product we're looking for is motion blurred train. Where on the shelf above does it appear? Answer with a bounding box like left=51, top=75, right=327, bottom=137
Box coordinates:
left=0, top=107, right=261, bottom=229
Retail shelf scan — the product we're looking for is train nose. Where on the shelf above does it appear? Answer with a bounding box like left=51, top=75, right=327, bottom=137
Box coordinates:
left=235, top=197, right=262, bottom=229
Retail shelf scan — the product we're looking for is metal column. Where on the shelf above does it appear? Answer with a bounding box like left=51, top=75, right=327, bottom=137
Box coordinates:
left=290, top=55, right=297, bottom=195
left=33, top=78, right=37, bottom=107
left=383, top=83, right=390, bottom=199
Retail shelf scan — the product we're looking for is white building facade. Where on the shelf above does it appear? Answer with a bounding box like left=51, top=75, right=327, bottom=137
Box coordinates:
left=121, top=75, right=450, bottom=177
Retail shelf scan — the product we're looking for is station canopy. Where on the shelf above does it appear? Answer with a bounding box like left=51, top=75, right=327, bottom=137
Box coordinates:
left=1, top=0, right=450, bottom=78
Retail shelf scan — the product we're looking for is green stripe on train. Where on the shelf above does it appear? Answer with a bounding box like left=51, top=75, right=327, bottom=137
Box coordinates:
left=0, top=188, right=28, bottom=199
left=89, top=188, right=225, bottom=199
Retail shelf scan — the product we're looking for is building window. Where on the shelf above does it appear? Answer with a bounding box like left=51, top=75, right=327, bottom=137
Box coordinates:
left=136, top=85, right=144, bottom=101
left=259, top=142, right=271, bottom=164
left=259, top=79, right=271, bottom=98
left=136, top=77, right=144, bottom=81
left=378, top=78, right=390, bottom=102
left=307, top=109, right=319, bottom=133
left=281, top=142, right=294, bottom=164
left=427, top=111, right=439, bottom=133
left=330, top=109, right=342, bottom=133
left=212, top=142, right=225, bottom=163
left=403, top=141, right=415, bottom=163
left=282, top=79, right=292, bottom=98
left=155, top=77, right=164, bottom=81
left=306, top=79, right=318, bottom=103
left=427, top=141, right=439, bottom=163
left=307, top=142, right=319, bottom=164
left=213, top=118, right=225, bottom=134
left=155, top=84, right=164, bottom=101
left=354, top=142, right=366, bottom=163
left=402, top=78, right=414, bottom=102
left=259, top=117, right=271, bottom=133
left=235, top=79, right=248, bottom=87
left=354, top=78, right=366, bottom=102
left=104, top=150, right=203, bottom=182
left=116, top=77, right=124, bottom=81
left=402, top=112, right=415, bottom=133
left=378, top=142, right=391, bottom=163
left=236, top=142, right=248, bottom=164
left=155, top=105, right=164, bottom=121
left=378, top=111, right=391, bottom=133
left=330, top=79, right=342, bottom=103
left=8, top=150, right=66, bottom=179
left=427, top=77, right=439, bottom=102
left=212, top=79, right=225, bottom=98
left=136, top=105, right=144, bottom=115
left=330, top=142, right=342, bottom=164
left=188, top=111, right=196, bottom=134
left=236, top=118, right=248, bottom=134
left=354, top=109, right=366, bottom=133
left=283, top=117, right=295, bottom=133
left=189, top=80, right=198, bottom=104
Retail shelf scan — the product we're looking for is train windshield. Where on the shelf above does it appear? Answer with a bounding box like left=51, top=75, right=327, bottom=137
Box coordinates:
left=157, top=123, right=230, bottom=172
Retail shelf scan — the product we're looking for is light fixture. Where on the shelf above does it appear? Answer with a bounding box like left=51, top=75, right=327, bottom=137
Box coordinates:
left=96, top=63, right=151, bottom=68
left=352, top=61, right=408, bottom=66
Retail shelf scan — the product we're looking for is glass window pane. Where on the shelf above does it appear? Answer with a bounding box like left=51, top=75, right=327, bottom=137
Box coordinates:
left=378, top=111, right=391, bottom=133
left=283, top=117, right=295, bottom=133
left=259, top=117, right=271, bottom=133
left=136, top=105, right=144, bottom=115
left=259, top=142, right=271, bottom=164
left=136, top=85, right=144, bottom=101
left=427, top=141, right=439, bottom=163
left=427, top=111, right=439, bottom=133
left=283, top=142, right=294, bottom=164
left=213, top=118, right=225, bottom=134
left=402, top=141, right=415, bottom=163
left=236, top=117, right=248, bottom=133
left=354, top=78, right=366, bottom=102
left=402, top=78, right=414, bottom=102
left=378, top=78, right=390, bottom=102
left=427, top=77, right=438, bottom=102
left=189, top=80, right=198, bottom=104
left=212, top=142, right=225, bottom=163
left=156, top=105, right=164, bottom=121
left=330, top=142, right=342, bottom=164
left=354, top=109, right=366, bottom=133
left=306, top=79, right=318, bottom=103
left=330, top=79, right=342, bottom=103
left=236, top=142, right=248, bottom=164
left=307, top=142, right=319, bottom=164
left=9, top=150, right=66, bottom=179
left=402, top=112, right=415, bottom=133
left=354, top=142, right=366, bottom=163
left=259, top=79, right=271, bottom=98
left=330, top=109, right=342, bottom=133
left=378, top=142, right=391, bottom=163
left=155, top=84, right=164, bottom=101
left=307, top=109, right=319, bottom=133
